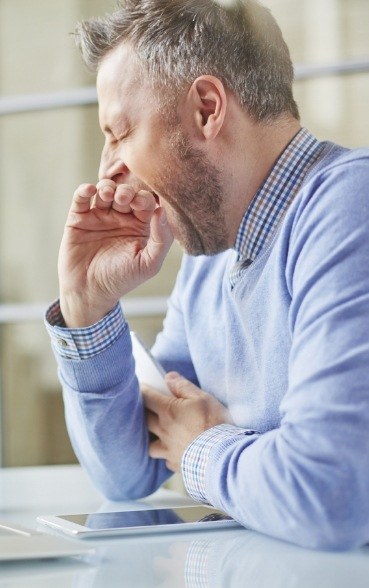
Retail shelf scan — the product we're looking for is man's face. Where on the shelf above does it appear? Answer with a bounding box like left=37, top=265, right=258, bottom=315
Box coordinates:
left=97, top=44, right=228, bottom=256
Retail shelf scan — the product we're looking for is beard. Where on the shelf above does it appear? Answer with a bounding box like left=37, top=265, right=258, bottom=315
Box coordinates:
left=155, top=128, right=229, bottom=256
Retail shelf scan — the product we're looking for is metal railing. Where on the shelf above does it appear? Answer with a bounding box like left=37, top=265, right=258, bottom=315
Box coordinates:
left=0, top=297, right=168, bottom=324
left=0, top=58, right=368, bottom=117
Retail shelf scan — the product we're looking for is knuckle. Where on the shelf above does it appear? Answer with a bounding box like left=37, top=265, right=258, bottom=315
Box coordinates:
left=74, top=184, right=95, bottom=199
left=115, top=187, right=134, bottom=202
left=96, top=179, right=116, bottom=191
left=116, top=183, right=134, bottom=194
left=73, top=186, right=85, bottom=198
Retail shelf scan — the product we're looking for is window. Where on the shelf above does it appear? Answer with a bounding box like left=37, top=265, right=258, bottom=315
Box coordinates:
left=0, top=0, right=368, bottom=466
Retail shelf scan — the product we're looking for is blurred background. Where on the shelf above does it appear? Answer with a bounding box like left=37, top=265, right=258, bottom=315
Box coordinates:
left=0, top=0, right=368, bottom=468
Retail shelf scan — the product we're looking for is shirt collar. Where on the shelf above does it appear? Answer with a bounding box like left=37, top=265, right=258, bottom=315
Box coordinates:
left=233, top=127, right=324, bottom=265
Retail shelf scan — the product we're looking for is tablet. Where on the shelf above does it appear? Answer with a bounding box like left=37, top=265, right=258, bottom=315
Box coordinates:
left=131, top=331, right=171, bottom=396
left=37, top=505, right=240, bottom=538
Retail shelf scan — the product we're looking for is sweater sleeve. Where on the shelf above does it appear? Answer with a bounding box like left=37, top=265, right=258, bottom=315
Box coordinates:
left=48, top=322, right=172, bottom=500
left=181, top=154, right=369, bottom=550
left=45, top=259, right=196, bottom=501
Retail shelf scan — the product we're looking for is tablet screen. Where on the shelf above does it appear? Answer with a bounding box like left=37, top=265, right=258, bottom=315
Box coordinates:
left=58, top=506, right=233, bottom=530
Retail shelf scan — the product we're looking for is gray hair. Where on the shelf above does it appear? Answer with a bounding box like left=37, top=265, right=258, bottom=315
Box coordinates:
left=74, top=0, right=299, bottom=121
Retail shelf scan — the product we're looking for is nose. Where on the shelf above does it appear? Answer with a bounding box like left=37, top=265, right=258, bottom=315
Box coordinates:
left=98, top=147, right=132, bottom=184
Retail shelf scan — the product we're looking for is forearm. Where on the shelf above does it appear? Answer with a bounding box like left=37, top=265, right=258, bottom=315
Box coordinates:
left=183, top=415, right=369, bottom=551
left=48, top=310, right=171, bottom=499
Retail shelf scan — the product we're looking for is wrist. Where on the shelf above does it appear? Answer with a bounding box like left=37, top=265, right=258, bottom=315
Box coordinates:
left=59, top=291, right=118, bottom=328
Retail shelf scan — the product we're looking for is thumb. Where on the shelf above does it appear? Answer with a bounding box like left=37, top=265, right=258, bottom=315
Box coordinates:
left=165, top=372, right=201, bottom=399
left=144, top=207, right=174, bottom=270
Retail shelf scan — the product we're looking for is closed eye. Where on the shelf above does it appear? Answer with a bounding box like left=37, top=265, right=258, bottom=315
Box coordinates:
left=117, top=132, right=130, bottom=142
left=102, top=125, right=129, bottom=142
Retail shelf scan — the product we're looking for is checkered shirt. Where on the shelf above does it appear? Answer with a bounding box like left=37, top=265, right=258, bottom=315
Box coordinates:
left=229, top=127, right=324, bottom=286
left=182, top=424, right=257, bottom=504
left=45, top=300, right=125, bottom=360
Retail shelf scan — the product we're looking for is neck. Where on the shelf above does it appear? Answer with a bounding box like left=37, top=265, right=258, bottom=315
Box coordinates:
left=222, top=113, right=301, bottom=247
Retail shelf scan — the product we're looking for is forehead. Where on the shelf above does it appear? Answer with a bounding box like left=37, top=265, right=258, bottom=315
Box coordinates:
left=97, top=42, right=139, bottom=91
left=96, top=43, right=142, bottom=126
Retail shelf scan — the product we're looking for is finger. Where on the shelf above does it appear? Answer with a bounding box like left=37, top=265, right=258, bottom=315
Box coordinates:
left=70, top=184, right=97, bottom=213
left=95, top=179, right=116, bottom=209
left=96, top=179, right=116, bottom=192
left=112, top=184, right=136, bottom=213
left=142, top=384, right=170, bottom=413
left=130, top=190, right=157, bottom=222
left=165, top=372, right=201, bottom=399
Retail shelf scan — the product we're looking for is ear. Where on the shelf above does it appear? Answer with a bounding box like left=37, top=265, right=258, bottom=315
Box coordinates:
left=188, top=76, right=227, bottom=140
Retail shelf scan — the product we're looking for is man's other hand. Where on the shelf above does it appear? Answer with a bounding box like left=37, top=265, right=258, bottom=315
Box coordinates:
left=143, top=372, right=233, bottom=472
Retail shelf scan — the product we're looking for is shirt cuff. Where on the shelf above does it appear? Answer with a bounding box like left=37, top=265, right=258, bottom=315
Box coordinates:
left=44, top=300, right=127, bottom=360
left=182, top=424, right=257, bottom=504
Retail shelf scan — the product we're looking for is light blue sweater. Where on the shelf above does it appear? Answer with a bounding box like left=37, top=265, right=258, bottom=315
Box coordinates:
left=54, top=143, right=369, bottom=550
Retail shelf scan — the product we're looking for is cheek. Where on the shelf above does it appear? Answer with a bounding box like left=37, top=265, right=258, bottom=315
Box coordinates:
left=125, top=139, right=160, bottom=182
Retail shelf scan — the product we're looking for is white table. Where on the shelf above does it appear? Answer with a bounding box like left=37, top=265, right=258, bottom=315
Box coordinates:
left=1, top=465, right=369, bottom=587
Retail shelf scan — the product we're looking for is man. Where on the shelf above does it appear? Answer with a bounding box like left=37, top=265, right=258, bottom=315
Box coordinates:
left=45, top=0, right=369, bottom=550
